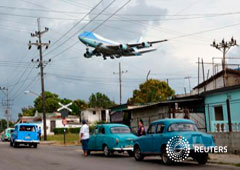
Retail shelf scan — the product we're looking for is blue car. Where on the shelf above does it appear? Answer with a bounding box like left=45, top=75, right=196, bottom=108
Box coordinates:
left=88, top=124, right=138, bottom=157
left=133, top=119, right=216, bottom=165
left=10, top=123, right=40, bottom=148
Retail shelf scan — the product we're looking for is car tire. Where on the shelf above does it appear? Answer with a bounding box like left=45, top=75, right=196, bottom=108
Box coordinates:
left=127, top=151, right=134, bottom=157
left=103, top=145, right=110, bottom=157
left=87, top=150, right=91, bottom=155
left=33, top=144, right=38, bottom=148
left=196, top=153, right=208, bottom=165
left=13, top=141, right=18, bottom=148
left=134, top=145, right=144, bottom=161
left=161, top=147, right=172, bottom=165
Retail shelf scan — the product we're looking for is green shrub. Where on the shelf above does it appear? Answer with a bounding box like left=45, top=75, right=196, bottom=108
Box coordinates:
left=53, top=127, right=80, bottom=134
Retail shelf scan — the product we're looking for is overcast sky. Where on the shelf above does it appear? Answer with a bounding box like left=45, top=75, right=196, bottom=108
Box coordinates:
left=0, top=0, right=240, bottom=120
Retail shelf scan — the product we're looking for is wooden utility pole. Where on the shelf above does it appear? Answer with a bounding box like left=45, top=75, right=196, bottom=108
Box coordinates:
left=113, top=63, right=127, bottom=104
left=201, top=59, right=206, bottom=92
left=28, top=18, right=51, bottom=141
left=0, top=87, right=10, bottom=128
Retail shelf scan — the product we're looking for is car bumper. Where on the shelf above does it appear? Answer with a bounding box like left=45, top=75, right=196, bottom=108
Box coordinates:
left=112, top=147, right=134, bottom=151
left=15, top=140, right=39, bottom=144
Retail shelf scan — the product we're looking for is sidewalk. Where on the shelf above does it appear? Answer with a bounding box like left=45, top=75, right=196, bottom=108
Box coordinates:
left=208, top=153, right=240, bottom=166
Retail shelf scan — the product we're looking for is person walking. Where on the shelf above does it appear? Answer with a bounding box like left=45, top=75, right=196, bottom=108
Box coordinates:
left=79, top=120, right=89, bottom=157
left=137, top=119, right=146, bottom=136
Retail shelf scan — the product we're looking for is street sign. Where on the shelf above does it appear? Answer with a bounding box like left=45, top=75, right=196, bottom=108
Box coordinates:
left=62, top=118, right=67, bottom=126
left=57, top=102, right=72, bottom=118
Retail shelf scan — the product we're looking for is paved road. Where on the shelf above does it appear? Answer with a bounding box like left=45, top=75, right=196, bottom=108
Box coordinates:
left=0, top=142, right=238, bottom=170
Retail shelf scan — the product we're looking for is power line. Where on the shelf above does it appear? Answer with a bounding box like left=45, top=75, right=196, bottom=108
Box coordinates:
left=43, top=0, right=104, bottom=57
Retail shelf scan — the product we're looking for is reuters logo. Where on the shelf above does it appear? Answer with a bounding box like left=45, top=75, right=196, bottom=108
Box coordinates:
left=166, top=136, right=190, bottom=162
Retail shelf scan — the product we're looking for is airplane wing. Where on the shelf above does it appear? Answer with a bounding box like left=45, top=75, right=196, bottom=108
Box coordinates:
left=128, top=39, right=168, bottom=49
left=105, top=39, right=168, bottom=51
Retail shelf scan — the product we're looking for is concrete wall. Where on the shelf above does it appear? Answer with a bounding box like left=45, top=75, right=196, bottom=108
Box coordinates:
left=209, top=132, right=240, bottom=154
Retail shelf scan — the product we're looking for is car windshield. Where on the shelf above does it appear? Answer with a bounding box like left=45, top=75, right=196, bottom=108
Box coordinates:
left=168, top=123, right=198, bottom=132
left=19, top=125, right=36, bottom=132
left=111, top=127, right=131, bottom=134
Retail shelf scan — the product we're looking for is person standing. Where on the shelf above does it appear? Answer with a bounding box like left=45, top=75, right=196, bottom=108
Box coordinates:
left=38, top=127, right=42, bottom=141
left=137, top=119, right=146, bottom=136
left=79, top=120, right=89, bottom=157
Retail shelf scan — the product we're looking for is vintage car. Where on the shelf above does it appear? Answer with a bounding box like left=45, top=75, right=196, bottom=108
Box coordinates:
left=10, top=123, right=40, bottom=148
left=88, top=124, right=137, bottom=156
left=1, top=128, right=14, bottom=142
left=133, top=119, right=216, bottom=165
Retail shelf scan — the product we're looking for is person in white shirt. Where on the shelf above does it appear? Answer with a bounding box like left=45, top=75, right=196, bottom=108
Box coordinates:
left=79, top=120, right=89, bottom=156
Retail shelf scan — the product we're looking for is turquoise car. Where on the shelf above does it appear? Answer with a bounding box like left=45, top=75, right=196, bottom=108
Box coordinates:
left=133, top=119, right=216, bottom=165
left=88, top=124, right=137, bottom=157
left=10, top=123, right=40, bottom=148
left=1, top=128, right=14, bottom=142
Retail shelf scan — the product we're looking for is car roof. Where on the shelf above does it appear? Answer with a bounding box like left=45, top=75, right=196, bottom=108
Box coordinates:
left=16, top=123, right=38, bottom=126
left=152, top=118, right=195, bottom=125
left=97, top=123, right=128, bottom=128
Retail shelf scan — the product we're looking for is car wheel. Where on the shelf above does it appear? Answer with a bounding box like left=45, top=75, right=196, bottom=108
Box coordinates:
left=13, top=141, right=18, bottom=148
left=161, top=147, right=172, bottom=165
left=134, top=145, right=144, bottom=161
left=127, top=151, right=134, bottom=157
left=33, top=144, right=38, bottom=148
left=196, top=153, right=208, bottom=165
left=87, top=150, right=91, bottom=155
left=103, top=145, right=110, bottom=157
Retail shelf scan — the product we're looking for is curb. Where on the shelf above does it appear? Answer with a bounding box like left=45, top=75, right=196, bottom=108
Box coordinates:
left=40, top=141, right=56, bottom=145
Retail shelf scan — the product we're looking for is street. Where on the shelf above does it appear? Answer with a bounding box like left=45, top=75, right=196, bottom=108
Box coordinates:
left=0, top=143, right=238, bottom=170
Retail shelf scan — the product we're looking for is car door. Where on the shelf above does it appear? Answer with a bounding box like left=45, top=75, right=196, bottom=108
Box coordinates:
left=88, top=126, right=98, bottom=150
left=141, top=123, right=156, bottom=153
left=152, top=123, right=165, bottom=153
left=96, top=126, right=106, bottom=150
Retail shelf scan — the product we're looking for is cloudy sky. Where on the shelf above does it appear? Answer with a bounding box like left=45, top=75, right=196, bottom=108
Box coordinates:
left=0, top=0, right=240, bottom=120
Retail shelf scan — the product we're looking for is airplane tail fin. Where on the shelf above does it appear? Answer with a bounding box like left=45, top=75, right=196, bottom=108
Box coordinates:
left=136, top=36, right=143, bottom=43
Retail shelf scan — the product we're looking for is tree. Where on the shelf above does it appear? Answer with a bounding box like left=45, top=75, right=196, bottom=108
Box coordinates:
left=89, top=92, right=115, bottom=109
left=128, top=79, right=175, bottom=104
left=21, top=106, right=36, bottom=116
left=71, top=99, right=88, bottom=115
left=34, top=91, right=60, bottom=113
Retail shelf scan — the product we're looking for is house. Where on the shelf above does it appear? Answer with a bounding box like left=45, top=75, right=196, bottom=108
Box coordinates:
left=202, top=85, right=240, bottom=133
left=19, top=112, right=81, bottom=135
left=80, top=108, right=110, bottom=124
left=191, top=68, right=240, bottom=132
left=110, top=96, right=206, bottom=132
left=192, top=68, right=240, bottom=94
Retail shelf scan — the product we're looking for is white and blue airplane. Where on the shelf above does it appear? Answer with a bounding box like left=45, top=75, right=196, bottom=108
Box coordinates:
left=78, top=31, right=167, bottom=60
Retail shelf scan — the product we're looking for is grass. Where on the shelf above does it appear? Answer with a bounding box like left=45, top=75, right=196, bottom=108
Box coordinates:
left=42, top=133, right=80, bottom=145
left=235, top=163, right=240, bottom=167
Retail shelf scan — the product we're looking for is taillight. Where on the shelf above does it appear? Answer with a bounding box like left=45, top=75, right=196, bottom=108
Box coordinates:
left=116, top=138, right=119, bottom=145
left=213, top=135, right=216, bottom=143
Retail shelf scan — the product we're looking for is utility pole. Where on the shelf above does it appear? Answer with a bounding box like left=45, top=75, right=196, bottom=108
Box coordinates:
left=211, top=37, right=238, bottom=87
left=0, top=87, right=10, bottom=128
left=28, top=18, right=51, bottom=141
left=184, top=76, right=191, bottom=94
left=113, top=63, right=127, bottom=105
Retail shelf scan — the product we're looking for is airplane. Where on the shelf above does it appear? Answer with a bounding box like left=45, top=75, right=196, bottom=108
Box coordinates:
left=78, top=31, right=167, bottom=60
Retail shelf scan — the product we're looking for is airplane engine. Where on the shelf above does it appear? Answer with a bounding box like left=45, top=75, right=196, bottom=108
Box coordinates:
left=119, top=44, right=128, bottom=51
left=142, top=42, right=151, bottom=47
left=84, top=50, right=94, bottom=58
